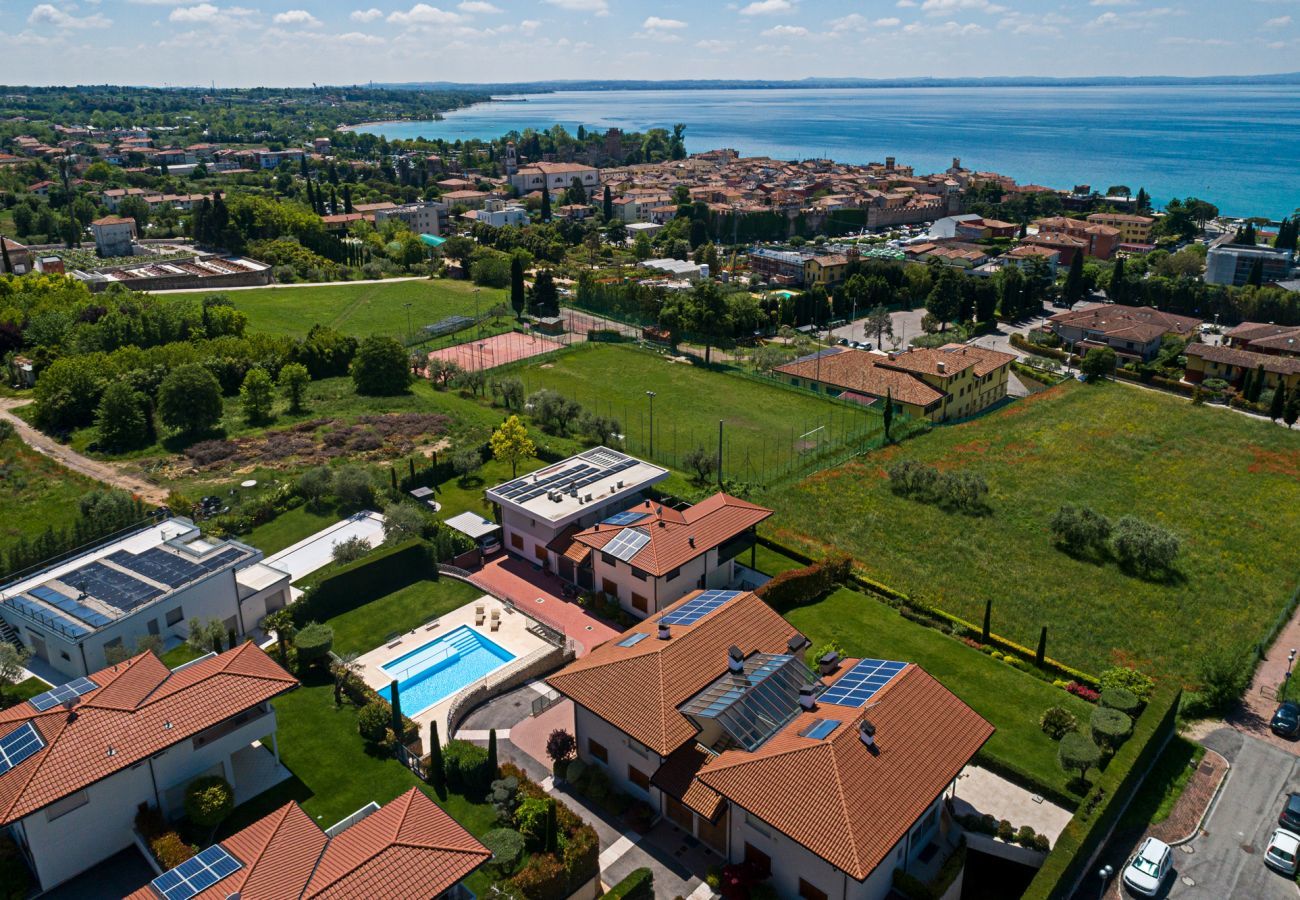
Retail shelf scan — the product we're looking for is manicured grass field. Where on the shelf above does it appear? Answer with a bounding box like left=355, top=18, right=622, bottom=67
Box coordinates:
left=161, top=643, right=208, bottom=668
left=326, top=577, right=484, bottom=656
left=164, top=279, right=509, bottom=341
left=515, top=344, right=884, bottom=484
left=1, top=677, right=50, bottom=710
left=767, top=382, right=1300, bottom=682
left=241, top=504, right=345, bottom=557
left=782, top=587, right=1095, bottom=800
left=0, top=431, right=104, bottom=561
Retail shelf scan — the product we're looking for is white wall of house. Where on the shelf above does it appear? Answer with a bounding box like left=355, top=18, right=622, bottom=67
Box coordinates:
left=13, top=702, right=278, bottom=892
left=573, top=705, right=663, bottom=808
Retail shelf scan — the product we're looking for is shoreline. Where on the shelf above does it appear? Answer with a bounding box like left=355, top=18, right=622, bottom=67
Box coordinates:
left=341, top=95, right=527, bottom=132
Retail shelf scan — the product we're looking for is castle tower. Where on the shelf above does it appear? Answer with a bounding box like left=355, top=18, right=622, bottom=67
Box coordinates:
left=504, top=141, right=518, bottom=176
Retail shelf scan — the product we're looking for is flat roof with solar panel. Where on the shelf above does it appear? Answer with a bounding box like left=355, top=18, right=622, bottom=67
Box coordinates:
left=486, top=447, right=669, bottom=527
left=148, top=844, right=242, bottom=900
left=659, top=590, right=744, bottom=628
left=817, top=658, right=908, bottom=708
left=0, top=722, right=44, bottom=775
left=0, top=518, right=257, bottom=643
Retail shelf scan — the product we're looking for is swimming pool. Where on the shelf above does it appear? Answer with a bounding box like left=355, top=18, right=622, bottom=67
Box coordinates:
left=380, top=625, right=516, bottom=716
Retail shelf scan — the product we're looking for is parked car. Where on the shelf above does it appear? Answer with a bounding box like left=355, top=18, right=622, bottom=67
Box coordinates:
left=1122, top=837, right=1172, bottom=896
left=1279, top=793, right=1300, bottom=832
left=1271, top=701, right=1300, bottom=738
left=1266, top=828, right=1300, bottom=875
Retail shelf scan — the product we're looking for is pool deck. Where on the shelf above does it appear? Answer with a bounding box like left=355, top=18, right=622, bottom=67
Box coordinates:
left=354, top=594, right=549, bottom=743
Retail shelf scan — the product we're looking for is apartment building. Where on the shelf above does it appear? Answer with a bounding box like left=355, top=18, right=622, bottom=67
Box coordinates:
left=509, top=161, right=600, bottom=198
left=1205, top=232, right=1294, bottom=286
left=1085, top=212, right=1155, bottom=245
left=374, top=200, right=445, bottom=236
left=1047, top=303, right=1202, bottom=362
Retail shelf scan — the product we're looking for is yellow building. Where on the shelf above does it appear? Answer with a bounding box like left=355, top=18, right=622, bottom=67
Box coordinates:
left=802, top=254, right=850, bottom=289
left=1184, top=342, right=1300, bottom=393
left=1085, top=213, right=1155, bottom=245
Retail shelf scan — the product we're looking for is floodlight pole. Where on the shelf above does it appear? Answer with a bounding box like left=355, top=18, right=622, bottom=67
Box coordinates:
left=403, top=302, right=413, bottom=342
left=646, top=391, right=656, bottom=457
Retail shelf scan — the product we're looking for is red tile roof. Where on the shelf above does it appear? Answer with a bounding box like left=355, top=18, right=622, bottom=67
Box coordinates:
left=0, top=645, right=297, bottom=825
left=774, top=349, right=945, bottom=408
left=125, top=788, right=489, bottom=900
left=1185, top=341, right=1300, bottom=375
left=697, top=665, right=993, bottom=881
left=547, top=590, right=802, bottom=755
left=573, top=494, right=772, bottom=577
left=880, top=344, right=1015, bottom=379
left=1048, top=303, right=1202, bottom=340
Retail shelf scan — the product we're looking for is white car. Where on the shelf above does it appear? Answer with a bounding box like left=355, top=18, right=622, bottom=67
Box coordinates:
left=1266, top=828, right=1300, bottom=876
left=1122, top=837, right=1172, bottom=896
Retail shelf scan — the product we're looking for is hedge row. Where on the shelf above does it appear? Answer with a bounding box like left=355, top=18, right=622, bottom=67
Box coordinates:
left=1021, top=683, right=1182, bottom=900
left=601, top=868, right=653, bottom=900
left=293, top=538, right=434, bottom=625
left=1011, top=334, right=1073, bottom=362
left=756, top=553, right=852, bottom=610
left=1112, top=366, right=1195, bottom=397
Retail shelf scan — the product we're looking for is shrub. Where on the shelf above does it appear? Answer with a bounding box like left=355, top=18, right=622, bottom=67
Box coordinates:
left=510, top=852, right=567, bottom=900
left=489, top=776, right=521, bottom=822
left=1049, top=504, right=1112, bottom=555
left=1111, top=516, right=1180, bottom=574
left=562, top=824, right=599, bottom=890
left=1039, top=706, right=1079, bottom=740
left=997, top=819, right=1015, bottom=841
left=601, top=867, right=653, bottom=900
left=565, top=759, right=587, bottom=784
left=444, top=739, right=490, bottom=795
left=1058, top=731, right=1102, bottom=782
left=183, top=775, right=234, bottom=831
left=294, top=621, right=334, bottom=669
left=756, top=553, right=852, bottom=609
left=1099, top=666, right=1155, bottom=702
left=332, top=535, right=371, bottom=564
left=545, top=729, right=576, bottom=765
left=332, top=465, right=376, bottom=511
left=514, top=797, right=550, bottom=850
left=1033, top=833, right=1051, bottom=852
left=483, top=828, right=526, bottom=874
left=1100, top=687, right=1141, bottom=715
left=1066, top=681, right=1100, bottom=703
left=357, top=701, right=390, bottom=745
left=1189, top=643, right=1253, bottom=717
left=1015, top=826, right=1038, bottom=847
left=295, top=465, right=333, bottom=508
left=150, top=832, right=196, bottom=870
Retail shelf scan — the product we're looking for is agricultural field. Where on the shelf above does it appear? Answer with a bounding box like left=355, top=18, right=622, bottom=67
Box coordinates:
left=516, top=343, right=885, bottom=486
left=161, top=278, right=510, bottom=342
left=766, top=382, right=1300, bottom=683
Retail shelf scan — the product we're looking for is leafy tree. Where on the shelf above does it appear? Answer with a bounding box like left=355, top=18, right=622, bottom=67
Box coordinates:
left=683, top=446, right=717, bottom=484
left=528, top=389, right=582, bottom=435
left=1049, top=504, right=1112, bottom=556
left=925, top=268, right=963, bottom=331
left=333, top=465, right=376, bottom=510
left=510, top=254, right=526, bottom=318
left=294, top=622, right=334, bottom=670
left=545, top=728, right=576, bottom=764
left=490, top=415, right=536, bottom=477
left=262, top=608, right=295, bottom=667
left=352, top=335, right=411, bottom=396
left=865, top=305, right=893, bottom=347
left=239, top=367, right=275, bottom=425
left=453, top=447, right=483, bottom=483
left=1057, top=731, right=1101, bottom=784
left=491, top=376, right=525, bottom=410
left=278, top=362, right=310, bottom=413
left=159, top=364, right=223, bottom=435
left=332, top=535, right=371, bottom=564
left=34, top=356, right=104, bottom=430
left=1111, top=516, right=1180, bottom=574
left=1194, top=642, right=1252, bottom=716
left=295, top=465, right=333, bottom=509
left=1080, top=347, right=1116, bottom=380
left=95, top=381, right=149, bottom=452
left=685, top=279, right=733, bottom=363
left=382, top=502, right=427, bottom=543
left=428, top=358, right=464, bottom=390
left=184, top=776, right=234, bottom=835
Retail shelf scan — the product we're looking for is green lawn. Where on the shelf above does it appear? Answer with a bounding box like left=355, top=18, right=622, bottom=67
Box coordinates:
left=0, top=432, right=104, bottom=562
left=241, top=504, right=344, bottom=557
left=751, top=543, right=806, bottom=577
left=161, top=643, right=207, bottom=668
left=782, top=587, right=1096, bottom=800
left=162, top=279, right=510, bottom=342
left=513, top=344, right=884, bottom=485
left=766, top=382, right=1300, bottom=682
left=1, top=677, right=50, bottom=710
left=326, top=577, right=485, bottom=656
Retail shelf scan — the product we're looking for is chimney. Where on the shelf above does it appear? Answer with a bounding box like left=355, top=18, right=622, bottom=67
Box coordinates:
left=818, top=650, right=840, bottom=675
left=657, top=623, right=671, bottom=641
left=937, top=361, right=946, bottom=374
left=859, top=718, right=877, bottom=750
left=658, top=520, right=666, bottom=528
left=728, top=645, right=744, bottom=673
left=787, top=634, right=806, bottom=655
left=688, top=536, right=696, bottom=548
left=799, top=683, right=816, bottom=711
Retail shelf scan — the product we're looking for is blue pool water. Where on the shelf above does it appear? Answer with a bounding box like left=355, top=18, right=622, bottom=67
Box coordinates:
left=381, top=625, right=515, bottom=716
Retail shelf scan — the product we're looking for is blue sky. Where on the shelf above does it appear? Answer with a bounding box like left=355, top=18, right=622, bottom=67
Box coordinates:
left=1, top=0, right=1298, bottom=86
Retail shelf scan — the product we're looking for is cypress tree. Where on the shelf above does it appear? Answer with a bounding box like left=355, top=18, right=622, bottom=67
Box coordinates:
left=1240, top=367, right=1253, bottom=402
left=1135, top=188, right=1150, bottom=213
left=389, top=680, right=403, bottom=742
left=1036, top=626, right=1047, bottom=667
left=1287, top=393, right=1300, bottom=429
left=428, top=721, right=446, bottom=797
left=1109, top=257, right=1126, bottom=303
left=883, top=389, right=894, bottom=442
left=1272, top=381, right=1289, bottom=422
left=487, top=728, right=498, bottom=777
left=541, top=184, right=551, bottom=222
left=1247, top=258, right=1264, bottom=287
left=543, top=799, right=558, bottom=853
left=342, top=184, right=353, bottom=214
left=1250, top=365, right=1266, bottom=403
left=981, top=599, right=992, bottom=643
left=1063, top=251, right=1085, bottom=304
left=603, top=184, right=613, bottom=220
left=1, top=238, right=11, bottom=274
left=510, top=255, right=526, bottom=318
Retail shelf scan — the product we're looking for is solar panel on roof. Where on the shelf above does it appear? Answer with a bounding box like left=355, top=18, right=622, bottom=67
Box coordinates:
left=616, top=632, right=649, bottom=648
left=28, top=676, right=98, bottom=712
left=0, top=722, right=44, bottom=774
left=28, top=585, right=115, bottom=627
left=149, top=844, right=242, bottom=900
left=602, top=510, right=648, bottom=527
left=604, top=527, right=650, bottom=563
left=799, top=719, right=840, bottom=740
left=66, top=562, right=163, bottom=612
left=4, top=595, right=89, bottom=638
left=659, top=590, right=743, bottom=627
left=817, top=658, right=907, bottom=708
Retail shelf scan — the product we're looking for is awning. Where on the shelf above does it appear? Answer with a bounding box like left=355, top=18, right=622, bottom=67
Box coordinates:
left=419, top=234, right=447, bottom=248
left=444, top=511, right=500, bottom=539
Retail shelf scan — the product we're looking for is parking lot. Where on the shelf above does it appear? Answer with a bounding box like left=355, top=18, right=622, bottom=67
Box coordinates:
left=1112, top=729, right=1300, bottom=899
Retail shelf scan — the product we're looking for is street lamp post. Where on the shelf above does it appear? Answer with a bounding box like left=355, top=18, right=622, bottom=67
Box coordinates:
left=403, top=302, right=413, bottom=343
left=474, top=288, right=481, bottom=336
left=1097, top=864, right=1114, bottom=899
left=1286, top=649, right=1297, bottom=696
left=646, top=391, right=656, bottom=457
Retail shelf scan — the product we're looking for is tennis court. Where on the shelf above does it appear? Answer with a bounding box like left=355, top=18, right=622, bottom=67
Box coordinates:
left=426, top=330, right=566, bottom=372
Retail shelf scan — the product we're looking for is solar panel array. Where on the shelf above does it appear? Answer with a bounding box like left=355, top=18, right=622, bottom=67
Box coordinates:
left=601, top=510, right=648, bottom=527
left=582, top=447, right=630, bottom=467
left=604, top=527, right=650, bottom=563
left=495, top=457, right=639, bottom=505
left=149, top=844, right=242, bottom=900
left=29, top=676, right=98, bottom=712
left=28, top=585, right=114, bottom=627
left=0, top=722, right=43, bottom=775
left=63, top=562, right=164, bottom=612
left=616, top=632, right=649, bottom=648
left=108, top=546, right=246, bottom=588
left=3, top=595, right=89, bottom=638
left=817, top=658, right=907, bottom=708
left=659, top=590, right=743, bottom=627
left=799, top=718, right=841, bottom=741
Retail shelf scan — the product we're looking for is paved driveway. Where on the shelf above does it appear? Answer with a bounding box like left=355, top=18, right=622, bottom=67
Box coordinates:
left=1141, top=729, right=1300, bottom=900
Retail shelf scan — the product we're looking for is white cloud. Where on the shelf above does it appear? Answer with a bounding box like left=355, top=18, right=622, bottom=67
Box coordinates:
left=350, top=8, right=382, bottom=21
left=458, top=0, right=501, bottom=12
left=28, top=3, right=112, bottom=28
left=643, top=16, right=687, bottom=29
left=1264, top=14, right=1292, bottom=26
left=903, top=18, right=987, bottom=35
left=740, top=0, right=793, bottom=15
left=695, top=38, right=732, bottom=49
left=126, top=0, right=192, bottom=5
left=1090, top=0, right=1135, bottom=4
left=762, top=23, right=808, bottom=36
left=1086, top=6, right=1175, bottom=29
left=543, top=0, right=609, bottom=14
left=921, top=0, right=1006, bottom=15
left=273, top=9, right=319, bottom=25
left=387, top=3, right=461, bottom=25
left=519, top=18, right=540, bottom=32
left=896, top=0, right=917, bottom=6
left=335, top=30, right=385, bottom=44
left=830, top=12, right=901, bottom=30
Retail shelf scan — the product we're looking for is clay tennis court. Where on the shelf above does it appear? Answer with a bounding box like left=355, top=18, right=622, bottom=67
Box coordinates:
left=426, top=330, right=566, bottom=372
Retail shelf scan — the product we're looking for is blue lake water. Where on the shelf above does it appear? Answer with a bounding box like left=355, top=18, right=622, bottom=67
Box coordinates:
left=361, top=86, right=1300, bottom=218
left=381, top=624, right=515, bottom=716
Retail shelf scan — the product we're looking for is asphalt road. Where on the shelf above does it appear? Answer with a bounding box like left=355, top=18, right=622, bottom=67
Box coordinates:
left=1147, top=729, right=1300, bottom=900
